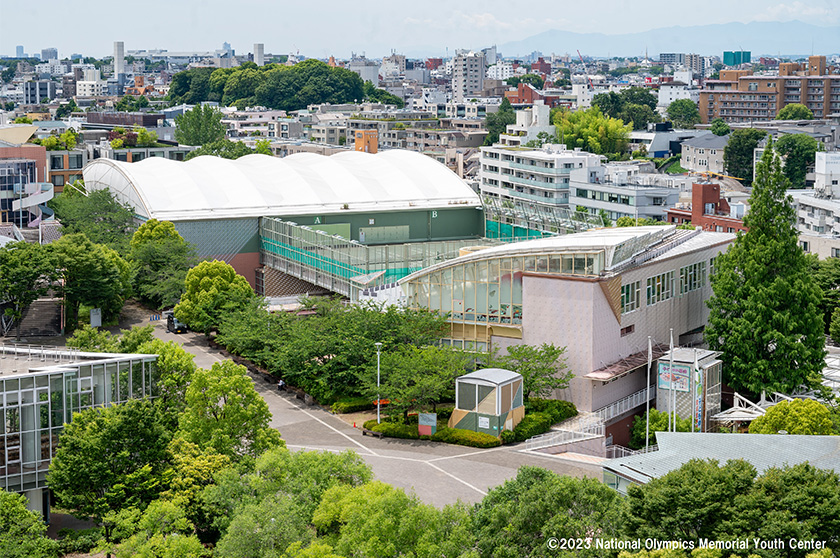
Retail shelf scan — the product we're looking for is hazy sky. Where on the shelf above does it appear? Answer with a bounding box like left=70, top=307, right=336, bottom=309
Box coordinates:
left=1, top=0, right=838, bottom=59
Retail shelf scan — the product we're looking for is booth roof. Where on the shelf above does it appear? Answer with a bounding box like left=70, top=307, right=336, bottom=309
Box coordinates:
left=457, top=368, right=522, bottom=386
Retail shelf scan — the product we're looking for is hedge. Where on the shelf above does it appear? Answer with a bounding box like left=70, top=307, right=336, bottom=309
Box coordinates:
left=511, top=399, right=578, bottom=443
left=526, top=398, right=577, bottom=424
left=331, top=397, right=376, bottom=414
left=363, top=419, right=501, bottom=448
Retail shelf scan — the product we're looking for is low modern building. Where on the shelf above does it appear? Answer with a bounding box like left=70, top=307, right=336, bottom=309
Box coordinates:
left=399, top=225, right=734, bottom=445
left=666, top=181, right=748, bottom=233
left=0, top=344, right=159, bottom=516
left=679, top=133, right=728, bottom=175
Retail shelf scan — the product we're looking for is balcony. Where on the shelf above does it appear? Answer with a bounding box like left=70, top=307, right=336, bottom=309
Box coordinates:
left=509, top=174, right=562, bottom=189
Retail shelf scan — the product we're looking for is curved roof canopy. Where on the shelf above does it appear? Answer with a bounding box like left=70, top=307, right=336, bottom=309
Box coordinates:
left=82, top=150, right=481, bottom=221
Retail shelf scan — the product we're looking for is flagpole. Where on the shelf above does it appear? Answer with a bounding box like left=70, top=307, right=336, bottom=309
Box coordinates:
left=669, top=328, right=675, bottom=432
left=646, top=335, right=652, bottom=449
left=691, top=348, right=697, bottom=433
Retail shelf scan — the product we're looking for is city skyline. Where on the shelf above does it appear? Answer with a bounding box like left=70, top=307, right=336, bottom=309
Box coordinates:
left=1, top=0, right=838, bottom=59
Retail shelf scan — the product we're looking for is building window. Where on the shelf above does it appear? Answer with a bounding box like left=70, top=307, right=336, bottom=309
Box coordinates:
left=51, top=174, right=65, bottom=187
left=620, top=324, right=635, bottom=337
left=68, top=154, right=83, bottom=169
left=621, top=280, right=641, bottom=314
left=646, top=271, right=675, bottom=306
left=50, top=155, right=64, bottom=170
left=679, top=262, right=707, bottom=294
left=832, top=248, right=840, bottom=258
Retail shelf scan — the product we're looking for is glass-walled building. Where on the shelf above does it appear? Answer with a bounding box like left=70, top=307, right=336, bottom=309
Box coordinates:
left=0, top=345, right=158, bottom=517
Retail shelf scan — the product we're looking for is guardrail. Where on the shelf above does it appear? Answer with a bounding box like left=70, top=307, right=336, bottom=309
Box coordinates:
left=596, top=384, right=656, bottom=423
left=605, top=443, right=658, bottom=459
left=525, top=421, right=605, bottom=451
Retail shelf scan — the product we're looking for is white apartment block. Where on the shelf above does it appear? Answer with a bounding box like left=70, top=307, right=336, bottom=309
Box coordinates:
left=479, top=144, right=603, bottom=209
left=452, top=51, right=485, bottom=102
left=797, top=152, right=840, bottom=258
left=657, top=82, right=700, bottom=108
left=486, top=63, right=515, bottom=81
left=498, top=101, right=555, bottom=147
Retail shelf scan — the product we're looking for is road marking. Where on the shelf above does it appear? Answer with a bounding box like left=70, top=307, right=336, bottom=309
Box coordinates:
left=425, top=462, right=487, bottom=496
left=284, top=398, right=379, bottom=457
left=427, top=447, right=506, bottom=462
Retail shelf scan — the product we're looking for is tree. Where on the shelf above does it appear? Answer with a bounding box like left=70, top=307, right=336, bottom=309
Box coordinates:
left=367, top=345, right=470, bottom=423
left=130, top=219, right=197, bottom=309
left=776, top=133, right=821, bottom=189
left=706, top=141, right=825, bottom=394
left=51, top=234, right=132, bottom=329
left=49, top=187, right=136, bottom=254
left=629, top=408, right=691, bottom=449
left=554, top=107, right=631, bottom=156
left=0, top=489, right=59, bottom=558
left=619, top=87, right=658, bottom=111
left=0, top=241, right=54, bottom=340
left=174, top=104, right=226, bottom=146
left=592, top=91, right=623, bottom=118
left=486, top=343, right=572, bottom=400
left=111, top=500, right=207, bottom=558
left=666, top=99, right=700, bottom=129
left=252, top=60, right=364, bottom=111
left=506, top=73, right=545, bottom=90
left=174, top=260, right=257, bottom=334
left=184, top=139, right=254, bottom=161
left=709, top=118, right=730, bottom=136
left=723, top=128, right=766, bottom=185
left=749, top=398, right=835, bottom=435
left=471, top=466, right=625, bottom=557
left=216, top=495, right=311, bottom=558
left=178, top=360, right=283, bottom=459
left=254, top=139, right=273, bottom=155
left=483, top=97, right=515, bottom=145
left=619, top=103, right=659, bottom=130
left=777, top=103, right=814, bottom=120
left=47, top=399, right=172, bottom=525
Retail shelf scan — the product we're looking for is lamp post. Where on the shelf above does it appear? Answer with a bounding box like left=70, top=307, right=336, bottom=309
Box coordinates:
left=375, top=342, right=382, bottom=424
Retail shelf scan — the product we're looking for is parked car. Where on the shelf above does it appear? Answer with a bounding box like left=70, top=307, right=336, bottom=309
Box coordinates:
left=162, top=310, right=188, bottom=334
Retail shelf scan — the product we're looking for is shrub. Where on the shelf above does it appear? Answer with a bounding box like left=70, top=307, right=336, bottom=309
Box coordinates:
left=500, top=430, right=516, bottom=445
left=513, top=412, right=554, bottom=443
left=365, top=420, right=419, bottom=439
left=432, top=427, right=501, bottom=448
left=527, top=398, right=577, bottom=424
left=57, top=527, right=102, bottom=554
left=331, top=397, right=375, bottom=414
left=436, top=407, right=453, bottom=420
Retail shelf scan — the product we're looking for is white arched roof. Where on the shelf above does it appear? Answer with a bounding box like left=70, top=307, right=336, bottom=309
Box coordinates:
left=82, top=150, right=481, bottom=221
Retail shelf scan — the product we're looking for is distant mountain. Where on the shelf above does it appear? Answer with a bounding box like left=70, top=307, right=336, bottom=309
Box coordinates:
left=498, top=21, right=840, bottom=58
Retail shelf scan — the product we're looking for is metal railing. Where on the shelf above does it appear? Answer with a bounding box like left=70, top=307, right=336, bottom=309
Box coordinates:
left=605, top=443, right=658, bottom=459
left=596, top=384, right=657, bottom=423
left=525, top=421, right=605, bottom=451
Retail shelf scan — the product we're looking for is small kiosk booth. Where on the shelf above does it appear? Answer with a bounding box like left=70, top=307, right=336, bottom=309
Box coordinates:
left=449, top=368, right=525, bottom=436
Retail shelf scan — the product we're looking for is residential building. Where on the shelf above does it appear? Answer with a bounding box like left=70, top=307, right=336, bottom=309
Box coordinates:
left=347, top=55, right=379, bottom=84
left=308, top=120, right=347, bottom=145
left=680, top=133, right=728, bottom=174
left=113, top=41, right=125, bottom=77
left=666, top=180, right=748, bottom=233
left=723, top=50, right=751, bottom=66
left=40, top=48, right=58, bottom=62
left=569, top=162, right=681, bottom=222
left=452, top=51, right=485, bottom=102
left=504, top=82, right=567, bottom=108
left=15, top=46, right=24, bottom=58
left=273, top=118, right=304, bottom=140
left=530, top=57, right=551, bottom=75
left=497, top=101, right=555, bottom=147
left=254, top=43, right=264, bottom=67
left=698, top=56, right=840, bottom=123
left=659, top=53, right=685, bottom=66
left=221, top=107, right=286, bottom=138
left=685, top=53, right=705, bottom=76
left=45, top=149, right=87, bottom=191
left=487, top=63, right=515, bottom=81
left=382, top=53, right=406, bottom=74
left=400, top=225, right=734, bottom=445
left=628, top=125, right=708, bottom=159
left=23, top=80, right=56, bottom=104
left=795, top=152, right=840, bottom=257
left=86, top=112, right=164, bottom=128
left=657, top=82, right=700, bottom=108
left=479, top=144, right=603, bottom=210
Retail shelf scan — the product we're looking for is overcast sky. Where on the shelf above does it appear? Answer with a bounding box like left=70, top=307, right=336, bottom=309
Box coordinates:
left=1, top=0, right=838, bottom=59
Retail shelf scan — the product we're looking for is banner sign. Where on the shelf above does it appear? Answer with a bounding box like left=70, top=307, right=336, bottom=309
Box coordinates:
left=658, top=362, right=690, bottom=393
left=418, top=413, right=437, bottom=436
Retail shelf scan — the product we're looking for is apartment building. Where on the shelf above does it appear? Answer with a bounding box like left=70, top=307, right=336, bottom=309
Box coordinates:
left=452, top=51, right=485, bottom=102
left=796, top=152, right=840, bottom=258
left=680, top=133, right=728, bottom=174
left=479, top=144, right=603, bottom=209
left=666, top=181, right=748, bottom=234
left=497, top=101, right=555, bottom=147
left=698, top=56, right=840, bottom=123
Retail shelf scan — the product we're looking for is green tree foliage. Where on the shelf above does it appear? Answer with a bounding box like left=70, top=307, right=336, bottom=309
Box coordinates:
left=184, top=138, right=255, bottom=160
left=487, top=343, right=572, bottom=400
left=367, top=345, right=470, bottom=423
left=13, top=116, right=33, bottom=124
left=115, top=95, right=150, bottom=112
left=776, top=133, right=822, bottom=189
left=168, top=67, right=215, bottom=105
left=471, top=466, right=625, bottom=557
left=506, top=73, right=545, bottom=90
left=215, top=297, right=449, bottom=402
left=709, top=118, right=730, bottom=136
left=111, top=500, right=207, bottom=558
left=362, top=81, right=405, bottom=108
left=254, top=60, right=364, bottom=111
left=483, top=97, right=516, bottom=145
left=593, top=87, right=658, bottom=123
left=553, top=107, right=631, bottom=157
left=174, top=104, right=226, bottom=146
left=777, top=103, right=814, bottom=120
left=254, top=139, right=273, bottom=155
left=629, top=408, right=692, bottom=449
left=313, top=481, right=474, bottom=558
left=666, top=99, right=700, bottom=129
left=749, top=398, right=835, bottom=435
left=130, top=219, right=197, bottom=309
left=67, top=324, right=154, bottom=353
left=811, top=255, right=840, bottom=335
left=620, top=103, right=660, bottom=130
left=51, top=234, right=132, bottom=328
left=625, top=459, right=840, bottom=556
left=48, top=398, right=172, bottom=524
left=174, top=260, right=257, bottom=334
left=620, top=87, right=658, bottom=111
left=221, top=67, right=265, bottom=106
left=592, top=91, right=624, bottom=118
left=0, top=241, right=54, bottom=340
left=706, top=141, right=825, bottom=395
left=49, top=186, right=136, bottom=254
left=0, top=489, right=59, bottom=558
left=216, top=495, right=312, bottom=558
left=178, top=360, right=283, bottom=459
left=723, top=128, right=766, bottom=185
left=615, top=216, right=670, bottom=227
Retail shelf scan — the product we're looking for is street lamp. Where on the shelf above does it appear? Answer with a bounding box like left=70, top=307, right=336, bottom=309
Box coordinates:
left=375, top=342, right=382, bottom=424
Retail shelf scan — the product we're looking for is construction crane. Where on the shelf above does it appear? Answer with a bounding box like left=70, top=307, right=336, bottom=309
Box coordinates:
left=577, top=50, right=593, bottom=89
